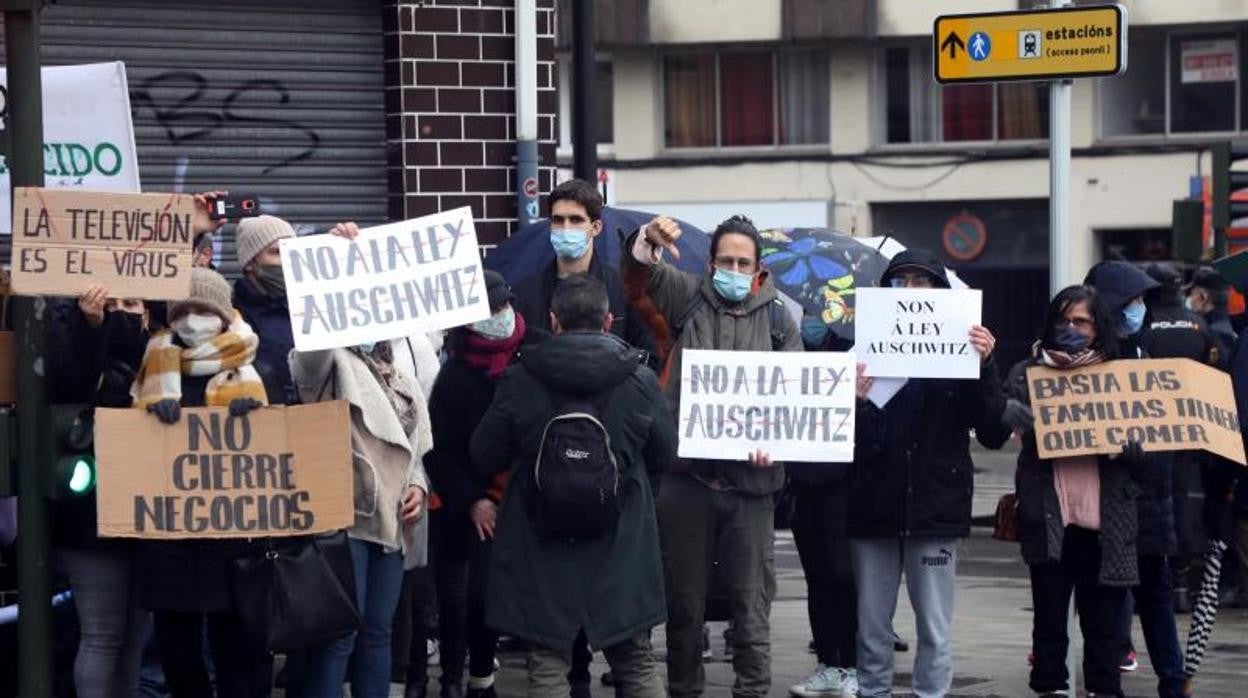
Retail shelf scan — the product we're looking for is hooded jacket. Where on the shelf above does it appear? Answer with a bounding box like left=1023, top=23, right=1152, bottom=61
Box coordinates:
left=234, top=276, right=298, bottom=405
left=1086, top=262, right=1177, bottom=557
left=469, top=331, right=675, bottom=651
left=848, top=250, right=1012, bottom=539
left=620, top=230, right=802, bottom=496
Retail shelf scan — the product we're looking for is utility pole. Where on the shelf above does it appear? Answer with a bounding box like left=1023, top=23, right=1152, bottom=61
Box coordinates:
left=570, top=0, right=596, bottom=182
left=3, top=2, right=52, bottom=695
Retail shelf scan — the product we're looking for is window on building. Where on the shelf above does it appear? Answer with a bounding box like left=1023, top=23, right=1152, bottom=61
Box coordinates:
left=663, top=49, right=829, bottom=148
left=1102, top=29, right=1245, bottom=137
left=558, top=57, right=614, bottom=148
left=882, top=44, right=1049, bottom=144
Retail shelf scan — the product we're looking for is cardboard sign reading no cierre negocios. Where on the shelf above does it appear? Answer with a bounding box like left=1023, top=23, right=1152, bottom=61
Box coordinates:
left=1027, top=358, right=1246, bottom=466
left=93, top=402, right=353, bottom=539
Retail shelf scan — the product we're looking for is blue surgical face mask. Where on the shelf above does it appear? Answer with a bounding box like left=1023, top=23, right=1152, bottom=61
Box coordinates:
left=358, top=341, right=377, bottom=354
left=712, top=267, right=754, bottom=303
left=801, top=316, right=829, bottom=349
left=1184, top=296, right=1197, bottom=313
left=1121, top=301, right=1146, bottom=335
left=551, top=228, right=590, bottom=260
left=469, top=305, right=516, bottom=340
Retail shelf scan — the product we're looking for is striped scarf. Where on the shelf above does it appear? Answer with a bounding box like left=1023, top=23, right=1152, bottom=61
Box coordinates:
left=1036, top=342, right=1105, bottom=369
left=130, top=310, right=269, bottom=408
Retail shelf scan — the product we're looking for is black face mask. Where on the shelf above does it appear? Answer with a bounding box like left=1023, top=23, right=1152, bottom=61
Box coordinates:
left=1049, top=324, right=1091, bottom=353
left=105, top=310, right=149, bottom=362
left=254, top=264, right=286, bottom=299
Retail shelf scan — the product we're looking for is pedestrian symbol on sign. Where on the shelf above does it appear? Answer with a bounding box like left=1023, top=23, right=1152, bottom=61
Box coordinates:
left=1018, top=30, right=1042, bottom=60
left=969, top=32, right=991, bottom=62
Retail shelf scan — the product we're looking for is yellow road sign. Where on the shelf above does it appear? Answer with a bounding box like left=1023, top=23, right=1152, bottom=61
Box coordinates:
left=934, top=4, right=1126, bottom=84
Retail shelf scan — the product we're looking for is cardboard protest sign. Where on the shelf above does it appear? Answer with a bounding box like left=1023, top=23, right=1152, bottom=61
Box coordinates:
left=678, top=349, right=856, bottom=463
left=93, top=402, right=354, bottom=539
left=10, top=188, right=195, bottom=299
left=281, top=207, right=490, bottom=351
left=0, top=62, right=142, bottom=234
left=1027, top=358, right=1246, bottom=465
left=855, top=287, right=983, bottom=379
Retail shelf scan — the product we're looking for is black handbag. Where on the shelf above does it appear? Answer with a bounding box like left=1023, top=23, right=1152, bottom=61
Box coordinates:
left=230, top=530, right=361, bottom=653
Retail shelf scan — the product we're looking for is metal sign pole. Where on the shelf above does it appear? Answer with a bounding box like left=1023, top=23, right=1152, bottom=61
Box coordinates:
left=1049, top=4, right=1079, bottom=688
left=1050, top=74, right=1072, bottom=297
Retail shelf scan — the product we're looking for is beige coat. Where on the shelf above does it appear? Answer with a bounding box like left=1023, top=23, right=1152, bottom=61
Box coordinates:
left=290, top=347, right=432, bottom=566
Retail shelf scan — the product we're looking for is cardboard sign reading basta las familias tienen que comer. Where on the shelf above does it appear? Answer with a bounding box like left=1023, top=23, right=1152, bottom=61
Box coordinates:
left=10, top=187, right=194, bottom=299
left=93, top=402, right=353, bottom=539
left=1027, top=358, right=1246, bottom=466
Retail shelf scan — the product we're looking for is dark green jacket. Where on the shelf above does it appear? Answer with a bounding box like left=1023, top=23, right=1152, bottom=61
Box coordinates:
left=621, top=232, right=803, bottom=495
left=470, top=331, right=676, bottom=650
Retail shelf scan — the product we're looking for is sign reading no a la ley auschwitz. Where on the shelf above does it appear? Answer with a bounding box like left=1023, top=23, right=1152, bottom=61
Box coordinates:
left=678, top=350, right=857, bottom=463
left=280, top=207, right=492, bottom=351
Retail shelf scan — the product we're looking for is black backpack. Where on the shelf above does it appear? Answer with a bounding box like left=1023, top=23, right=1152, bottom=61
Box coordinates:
left=533, top=391, right=620, bottom=541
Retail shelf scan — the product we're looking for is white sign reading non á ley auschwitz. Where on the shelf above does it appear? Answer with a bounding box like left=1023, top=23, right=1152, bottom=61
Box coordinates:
left=855, top=288, right=983, bottom=380
left=677, top=350, right=857, bottom=463
left=280, top=207, right=491, bottom=351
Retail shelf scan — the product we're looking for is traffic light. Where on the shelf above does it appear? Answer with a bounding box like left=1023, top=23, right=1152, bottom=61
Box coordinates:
left=47, top=404, right=95, bottom=498
left=1211, top=141, right=1248, bottom=255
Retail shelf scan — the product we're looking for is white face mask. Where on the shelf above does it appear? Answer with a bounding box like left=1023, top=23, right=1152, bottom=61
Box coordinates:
left=172, top=313, right=224, bottom=347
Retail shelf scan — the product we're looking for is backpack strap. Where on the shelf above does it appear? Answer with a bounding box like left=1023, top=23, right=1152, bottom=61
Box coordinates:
left=767, top=298, right=790, bottom=351
left=671, top=289, right=705, bottom=348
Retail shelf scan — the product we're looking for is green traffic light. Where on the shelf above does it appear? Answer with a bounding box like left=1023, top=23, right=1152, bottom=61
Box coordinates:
left=67, top=457, right=95, bottom=495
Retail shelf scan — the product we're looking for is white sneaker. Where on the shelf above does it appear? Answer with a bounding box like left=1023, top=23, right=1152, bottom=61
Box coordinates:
left=790, top=665, right=858, bottom=697
left=426, top=638, right=439, bottom=667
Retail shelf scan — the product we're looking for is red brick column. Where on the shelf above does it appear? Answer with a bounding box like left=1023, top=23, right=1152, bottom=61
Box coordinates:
left=383, top=0, right=558, bottom=249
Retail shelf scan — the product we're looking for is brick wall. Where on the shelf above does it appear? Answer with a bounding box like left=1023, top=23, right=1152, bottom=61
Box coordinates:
left=383, top=0, right=559, bottom=250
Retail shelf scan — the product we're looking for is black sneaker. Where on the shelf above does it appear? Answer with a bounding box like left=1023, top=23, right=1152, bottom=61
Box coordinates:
left=464, top=687, right=495, bottom=698
left=893, top=638, right=909, bottom=653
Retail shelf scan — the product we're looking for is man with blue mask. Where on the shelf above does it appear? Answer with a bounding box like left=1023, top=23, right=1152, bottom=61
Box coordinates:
left=1083, top=260, right=1160, bottom=353
left=513, top=179, right=656, bottom=368
left=1085, top=260, right=1187, bottom=693
left=622, top=212, right=801, bottom=698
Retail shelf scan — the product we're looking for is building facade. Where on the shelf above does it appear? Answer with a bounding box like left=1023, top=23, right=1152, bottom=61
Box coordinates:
left=557, top=0, right=1248, bottom=362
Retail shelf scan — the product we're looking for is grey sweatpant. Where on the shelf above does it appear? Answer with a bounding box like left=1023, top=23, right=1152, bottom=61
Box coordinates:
left=850, top=537, right=957, bottom=698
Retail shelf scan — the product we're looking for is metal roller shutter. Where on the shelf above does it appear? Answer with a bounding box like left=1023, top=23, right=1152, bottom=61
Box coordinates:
left=4, top=0, right=388, bottom=277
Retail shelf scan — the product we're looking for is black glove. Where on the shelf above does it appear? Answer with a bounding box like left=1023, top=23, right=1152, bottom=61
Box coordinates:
left=228, top=398, right=264, bottom=417
left=147, top=399, right=181, bottom=424
left=1120, top=439, right=1146, bottom=464
left=1002, top=398, right=1034, bottom=433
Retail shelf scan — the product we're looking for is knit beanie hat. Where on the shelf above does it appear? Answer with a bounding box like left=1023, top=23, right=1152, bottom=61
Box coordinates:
left=236, top=215, right=295, bottom=269
left=171, top=267, right=234, bottom=324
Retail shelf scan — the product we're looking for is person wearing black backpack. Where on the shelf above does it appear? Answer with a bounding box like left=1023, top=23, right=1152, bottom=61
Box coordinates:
left=470, top=274, right=676, bottom=697
left=621, top=214, right=802, bottom=697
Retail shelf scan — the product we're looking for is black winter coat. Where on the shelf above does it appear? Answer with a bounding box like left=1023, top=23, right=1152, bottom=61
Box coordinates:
left=469, top=331, right=675, bottom=650
left=234, top=277, right=297, bottom=405
left=133, top=336, right=267, bottom=613
left=512, top=252, right=657, bottom=367
left=1005, top=358, right=1142, bottom=586
left=47, top=301, right=148, bottom=548
left=423, top=346, right=509, bottom=560
left=849, top=364, right=1011, bottom=539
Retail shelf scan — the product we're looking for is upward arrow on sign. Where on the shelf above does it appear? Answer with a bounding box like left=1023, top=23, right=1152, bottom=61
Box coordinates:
left=941, top=31, right=965, bottom=60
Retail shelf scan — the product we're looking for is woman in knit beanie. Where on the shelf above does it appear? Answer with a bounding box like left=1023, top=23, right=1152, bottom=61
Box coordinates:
left=128, top=266, right=274, bottom=696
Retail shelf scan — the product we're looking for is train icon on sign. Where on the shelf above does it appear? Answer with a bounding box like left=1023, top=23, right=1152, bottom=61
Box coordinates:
left=1018, top=30, right=1042, bottom=59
